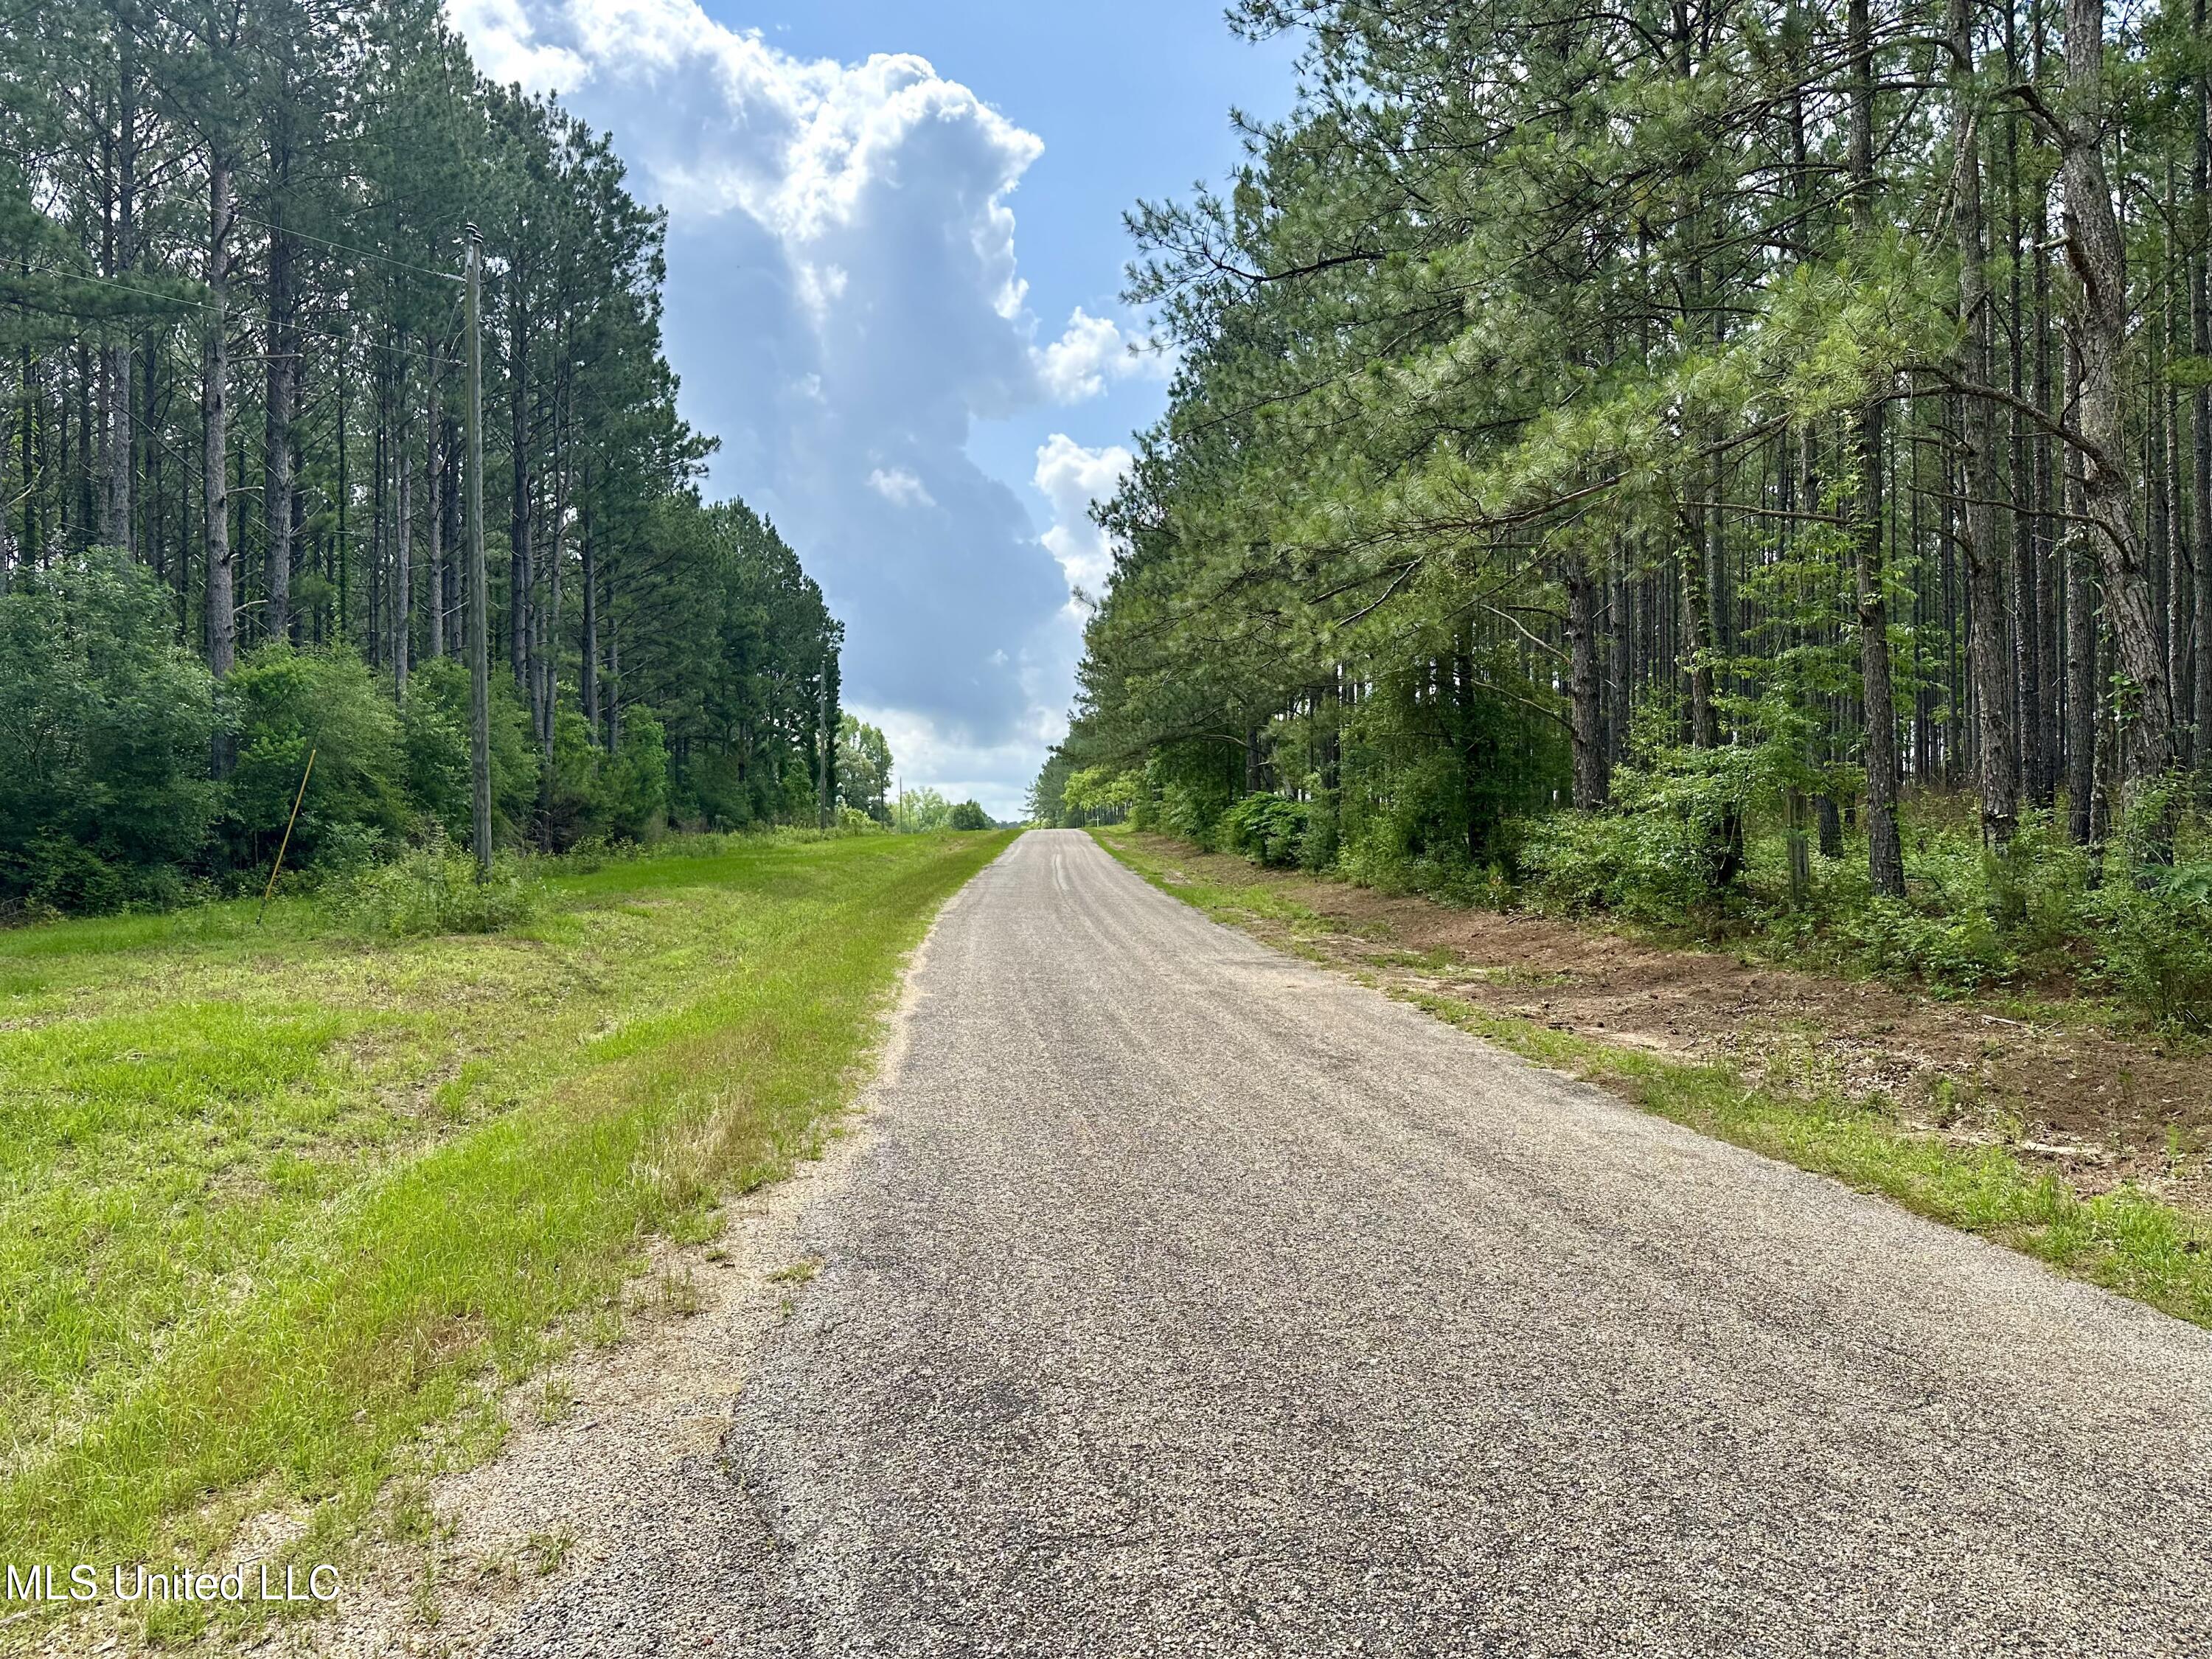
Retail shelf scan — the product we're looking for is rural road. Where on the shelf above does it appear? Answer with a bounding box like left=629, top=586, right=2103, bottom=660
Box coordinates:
left=496, top=828, right=2212, bottom=1657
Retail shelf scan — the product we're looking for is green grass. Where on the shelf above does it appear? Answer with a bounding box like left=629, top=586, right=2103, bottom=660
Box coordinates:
left=0, top=830, right=1012, bottom=1588
left=1094, top=827, right=2212, bottom=1329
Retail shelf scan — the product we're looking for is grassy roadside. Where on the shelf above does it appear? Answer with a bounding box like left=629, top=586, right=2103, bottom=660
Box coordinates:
left=1093, top=827, right=2212, bottom=1329
left=0, top=830, right=1011, bottom=1615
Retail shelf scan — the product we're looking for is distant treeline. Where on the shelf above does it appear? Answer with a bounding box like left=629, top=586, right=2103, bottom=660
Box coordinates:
left=0, top=0, right=846, bottom=911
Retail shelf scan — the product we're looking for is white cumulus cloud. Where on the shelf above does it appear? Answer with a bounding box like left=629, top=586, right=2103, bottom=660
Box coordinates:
left=448, top=0, right=1152, bottom=815
left=1033, top=434, right=1132, bottom=599
left=867, top=467, right=935, bottom=509
left=1032, top=307, right=1167, bottom=403
left=447, top=0, right=588, bottom=88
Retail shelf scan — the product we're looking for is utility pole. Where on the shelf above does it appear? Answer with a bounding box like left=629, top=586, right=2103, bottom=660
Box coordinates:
left=465, top=223, right=493, bottom=877
left=818, top=652, right=833, bottom=829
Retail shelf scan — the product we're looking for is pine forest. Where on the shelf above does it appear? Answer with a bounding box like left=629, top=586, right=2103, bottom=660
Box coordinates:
left=0, top=0, right=849, bottom=914
left=1038, top=0, right=2212, bottom=1019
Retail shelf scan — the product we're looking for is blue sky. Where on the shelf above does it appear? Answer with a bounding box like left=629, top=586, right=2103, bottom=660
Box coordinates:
left=448, top=0, right=1298, bottom=817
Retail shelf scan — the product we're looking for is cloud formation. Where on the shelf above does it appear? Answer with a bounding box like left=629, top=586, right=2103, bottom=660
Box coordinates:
left=449, top=0, right=1133, bottom=808
left=866, top=467, right=934, bottom=509
left=1033, top=309, right=1167, bottom=403
left=1034, top=434, right=1133, bottom=599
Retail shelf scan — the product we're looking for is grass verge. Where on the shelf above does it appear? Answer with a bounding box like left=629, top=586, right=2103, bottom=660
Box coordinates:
left=1094, top=827, right=2212, bottom=1329
left=0, top=830, right=1012, bottom=1623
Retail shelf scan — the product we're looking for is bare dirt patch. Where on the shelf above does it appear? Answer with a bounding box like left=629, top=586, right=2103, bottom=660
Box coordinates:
left=1116, top=833, right=2212, bottom=1217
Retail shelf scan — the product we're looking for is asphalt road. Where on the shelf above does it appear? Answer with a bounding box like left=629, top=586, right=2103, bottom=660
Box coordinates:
left=498, top=827, right=2212, bottom=1657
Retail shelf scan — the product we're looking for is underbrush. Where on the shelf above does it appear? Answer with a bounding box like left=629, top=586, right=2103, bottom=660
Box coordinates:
left=326, top=843, right=547, bottom=938
left=1, top=821, right=905, bottom=941
left=1528, top=796, right=2212, bottom=1028
left=1218, top=793, right=1311, bottom=869
left=1186, top=771, right=2212, bottom=1031
left=327, top=824, right=901, bottom=936
left=2086, top=873, right=2212, bottom=1030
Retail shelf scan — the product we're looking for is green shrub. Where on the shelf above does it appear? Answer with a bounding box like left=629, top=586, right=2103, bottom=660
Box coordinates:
left=1155, top=782, right=1221, bottom=843
left=3, top=833, right=131, bottom=916
left=672, top=748, right=752, bottom=830
left=1773, top=810, right=2093, bottom=994
left=400, top=657, right=538, bottom=847
left=1969, top=815, right=2091, bottom=971
left=1522, top=792, right=1728, bottom=925
left=598, top=707, right=671, bottom=838
left=1220, top=793, right=1310, bottom=868
left=327, top=841, right=546, bottom=938
left=2087, top=866, right=2212, bottom=1030
left=949, top=799, right=992, bottom=831
left=0, top=550, right=220, bottom=908
left=224, top=646, right=409, bottom=872
left=547, top=705, right=670, bottom=849
left=1830, top=898, right=2019, bottom=992
left=1131, top=744, right=1237, bottom=841
left=1299, top=788, right=1341, bottom=871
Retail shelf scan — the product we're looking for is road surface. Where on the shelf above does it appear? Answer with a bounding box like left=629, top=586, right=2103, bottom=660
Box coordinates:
left=496, top=828, right=2212, bottom=1656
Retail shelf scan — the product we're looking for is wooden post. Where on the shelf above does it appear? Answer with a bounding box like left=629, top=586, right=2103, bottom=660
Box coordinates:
left=257, top=748, right=317, bottom=925
left=465, top=224, right=493, bottom=877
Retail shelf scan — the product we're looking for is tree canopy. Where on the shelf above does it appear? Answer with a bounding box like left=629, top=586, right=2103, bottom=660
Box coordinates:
left=1041, top=0, right=2212, bottom=904
left=0, top=0, right=855, bottom=908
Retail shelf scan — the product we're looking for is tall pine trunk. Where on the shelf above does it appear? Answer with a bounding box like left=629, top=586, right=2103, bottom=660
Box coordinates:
left=540, top=447, right=567, bottom=762
left=202, top=158, right=236, bottom=693
left=2032, top=150, right=2061, bottom=808
left=2194, top=0, right=2212, bottom=790
left=394, top=417, right=410, bottom=700
left=1566, top=552, right=1610, bottom=807
left=2064, top=335, right=2098, bottom=844
left=102, top=9, right=136, bottom=555
left=2059, top=0, right=2175, bottom=789
left=425, top=366, right=443, bottom=659
left=580, top=491, right=598, bottom=736
left=509, top=285, right=532, bottom=690
left=263, top=205, right=293, bottom=642
left=605, top=611, right=620, bottom=751
left=1850, top=0, right=1906, bottom=895
left=1680, top=503, right=1719, bottom=748
left=1951, top=0, right=2019, bottom=841
left=2003, top=6, right=2043, bottom=807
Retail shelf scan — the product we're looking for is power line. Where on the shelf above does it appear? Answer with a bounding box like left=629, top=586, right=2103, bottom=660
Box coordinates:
left=13, top=261, right=215, bottom=314
left=230, top=210, right=464, bottom=285
left=304, top=325, right=465, bottom=373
